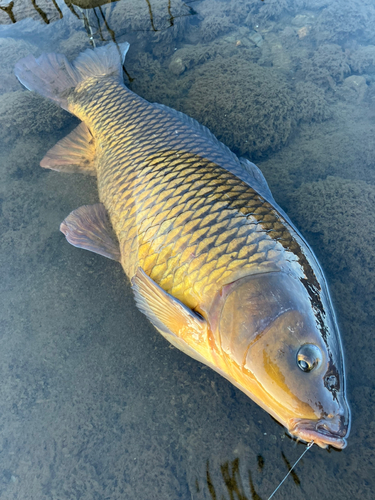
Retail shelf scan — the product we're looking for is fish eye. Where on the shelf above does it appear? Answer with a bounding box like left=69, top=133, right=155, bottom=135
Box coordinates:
left=296, top=344, right=322, bottom=372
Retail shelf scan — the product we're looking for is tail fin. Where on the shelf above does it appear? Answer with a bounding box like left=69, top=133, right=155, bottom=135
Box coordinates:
left=14, top=42, right=130, bottom=111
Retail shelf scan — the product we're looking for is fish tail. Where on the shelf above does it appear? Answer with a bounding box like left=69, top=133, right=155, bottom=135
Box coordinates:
left=14, top=42, right=130, bottom=112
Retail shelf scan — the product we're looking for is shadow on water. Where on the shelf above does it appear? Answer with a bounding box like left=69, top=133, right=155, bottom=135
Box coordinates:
left=197, top=452, right=302, bottom=500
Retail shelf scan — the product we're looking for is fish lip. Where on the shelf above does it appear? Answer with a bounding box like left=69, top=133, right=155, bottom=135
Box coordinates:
left=288, top=418, right=347, bottom=450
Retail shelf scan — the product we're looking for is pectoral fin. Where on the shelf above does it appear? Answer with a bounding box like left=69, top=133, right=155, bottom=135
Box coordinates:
left=131, top=267, right=208, bottom=342
left=41, top=123, right=96, bottom=175
left=60, top=203, right=121, bottom=261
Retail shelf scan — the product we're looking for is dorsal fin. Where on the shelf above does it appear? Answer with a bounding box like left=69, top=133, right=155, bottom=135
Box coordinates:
left=152, top=103, right=237, bottom=159
left=239, top=157, right=276, bottom=204
left=152, top=103, right=278, bottom=203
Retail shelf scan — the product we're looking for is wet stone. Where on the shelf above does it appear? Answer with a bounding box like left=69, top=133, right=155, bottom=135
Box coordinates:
left=343, top=75, right=367, bottom=102
left=249, top=31, right=263, bottom=48
left=169, top=56, right=186, bottom=76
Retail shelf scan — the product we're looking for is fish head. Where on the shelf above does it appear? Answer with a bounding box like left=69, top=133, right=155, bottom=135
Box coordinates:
left=211, top=271, right=350, bottom=449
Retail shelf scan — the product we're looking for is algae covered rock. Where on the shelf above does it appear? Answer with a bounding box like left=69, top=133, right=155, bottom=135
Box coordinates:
left=0, top=91, right=72, bottom=144
left=300, top=43, right=350, bottom=88
left=190, top=0, right=239, bottom=43
left=166, top=27, right=261, bottom=78
left=314, top=0, right=375, bottom=44
left=289, top=176, right=375, bottom=316
left=342, top=75, right=367, bottom=103
left=58, top=31, right=90, bottom=61
left=182, top=54, right=296, bottom=159
left=295, top=81, right=331, bottom=122
left=348, top=45, right=375, bottom=74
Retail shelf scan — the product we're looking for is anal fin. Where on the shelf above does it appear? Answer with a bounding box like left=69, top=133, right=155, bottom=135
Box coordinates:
left=60, top=203, right=121, bottom=261
left=41, top=123, right=96, bottom=176
left=131, top=268, right=208, bottom=343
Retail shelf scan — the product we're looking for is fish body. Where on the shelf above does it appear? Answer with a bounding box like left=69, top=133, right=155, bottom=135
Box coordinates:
left=71, top=77, right=284, bottom=295
left=15, top=43, right=350, bottom=449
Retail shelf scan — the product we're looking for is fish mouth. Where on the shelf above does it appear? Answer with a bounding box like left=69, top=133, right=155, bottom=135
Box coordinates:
left=288, top=417, right=348, bottom=450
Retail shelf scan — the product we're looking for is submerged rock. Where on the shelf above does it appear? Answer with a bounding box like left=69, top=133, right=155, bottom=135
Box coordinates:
left=290, top=176, right=375, bottom=316
left=181, top=54, right=296, bottom=159
left=295, top=82, right=331, bottom=122
left=314, top=0, right=375, bottom=44
left=249, top=31, right=263, bottom=47
left=0, top=91, right=72, bottom=143
left=300, top=43, right=350, bottom=88
left=348, top=45, right=375, bottom=74
left=268, top=41, right=292, bottom=72
left=168, top=55, right=186, bottom=76
left=342, top=75, right=367, bottom=103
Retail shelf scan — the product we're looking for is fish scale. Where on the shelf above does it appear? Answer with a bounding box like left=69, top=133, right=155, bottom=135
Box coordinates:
left=67, top=79, right=300, bottom=310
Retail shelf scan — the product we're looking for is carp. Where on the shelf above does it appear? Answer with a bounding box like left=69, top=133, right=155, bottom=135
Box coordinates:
left=15, top=42, right=350, bottom=449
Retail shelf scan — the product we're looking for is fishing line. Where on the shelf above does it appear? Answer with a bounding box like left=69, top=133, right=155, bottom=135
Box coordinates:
left=267, top=441, right=314, bottom=499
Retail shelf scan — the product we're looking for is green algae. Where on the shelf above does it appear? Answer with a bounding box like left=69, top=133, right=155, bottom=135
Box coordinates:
left=0, top=91, right=72, bottom=143
left=291, top=176, right=375, bottom=314
left=181, top=54, right=295, bottom=159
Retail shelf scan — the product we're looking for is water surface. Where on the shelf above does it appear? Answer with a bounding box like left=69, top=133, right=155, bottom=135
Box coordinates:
left=0, top=0, right=374, bottom=498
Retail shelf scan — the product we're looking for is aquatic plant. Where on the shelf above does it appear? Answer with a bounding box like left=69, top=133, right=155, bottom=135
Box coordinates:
left=0, top=90, right=71, bottom=143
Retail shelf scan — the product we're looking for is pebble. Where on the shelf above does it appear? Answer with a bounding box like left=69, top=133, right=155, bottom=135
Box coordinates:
left=249, top=32, right=264, bottom=47
left=343, top=75, right=367, bottom=102
left=169, top=56, right=186, bottom=76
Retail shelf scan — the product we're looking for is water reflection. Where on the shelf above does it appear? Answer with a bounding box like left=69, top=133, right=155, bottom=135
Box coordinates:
left=0, top=1, right=17, bottom=22
left=201, top=452, right=302, bottom=500
left=81, top=0, right=198, bottom=46
left=0, top=0, right=197, bottom=39
left=0, top=0, right=66, bottom=24
left=79, top=4, right=116, bottom=47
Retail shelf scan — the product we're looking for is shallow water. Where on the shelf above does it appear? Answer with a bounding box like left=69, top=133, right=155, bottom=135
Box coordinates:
left=0, top=0, right=374, bottom=499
